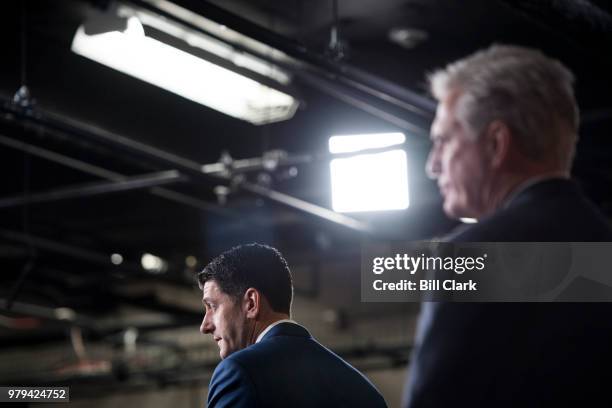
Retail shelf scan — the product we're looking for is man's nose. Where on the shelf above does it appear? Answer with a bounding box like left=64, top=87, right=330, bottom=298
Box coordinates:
left=426, top=147, right=441, bottom=179
left=200, top=313, right=213, bottom=334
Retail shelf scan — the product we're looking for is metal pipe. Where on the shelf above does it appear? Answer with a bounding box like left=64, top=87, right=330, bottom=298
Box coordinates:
left=2, top=103, right=370, bottom=233
left=0, top=170, right=184, bottom=208
left=240, top=181, right=371, bottom=233
left=0, top=133, right=236, bottom=218
left=0, top=228, right=140, bottom=271
left=295, top=70, right=429, bottom=134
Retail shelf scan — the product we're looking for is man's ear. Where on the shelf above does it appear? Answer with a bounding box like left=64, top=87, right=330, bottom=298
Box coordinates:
left=483, top=120, right=511, bottom=168
left=243, top=288, right=260, bottom=319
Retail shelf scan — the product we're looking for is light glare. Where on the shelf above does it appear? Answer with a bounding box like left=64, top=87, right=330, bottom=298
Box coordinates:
left=330, top=150, right=409, bottom=212
left=329, top=132, right=405, bottom=154
left=460, top=218, right=478, bottom=224
left=141, top=253, right=167, bottom=273
left=110, top=253, right=124, bottom=265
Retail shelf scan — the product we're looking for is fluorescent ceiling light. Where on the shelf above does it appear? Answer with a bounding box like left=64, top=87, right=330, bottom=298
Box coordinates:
left=329, top=133, right=409, bottom=212
left=71, top=14, right=298, bottom=125
left=117, top=4, right=291, bottom=85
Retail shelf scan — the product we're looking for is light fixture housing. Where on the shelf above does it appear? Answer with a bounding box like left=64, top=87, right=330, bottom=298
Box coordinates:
left=71, top=7, right=298, bottom=125
left=329, top=132, right=409, bottom=213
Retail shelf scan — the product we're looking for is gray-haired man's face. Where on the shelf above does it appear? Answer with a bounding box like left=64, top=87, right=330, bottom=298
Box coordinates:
left=426, top=91, right=491, bottom=219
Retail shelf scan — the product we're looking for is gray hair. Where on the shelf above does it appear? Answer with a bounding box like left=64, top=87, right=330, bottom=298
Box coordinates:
left=429, top=44, right=579, bottom=170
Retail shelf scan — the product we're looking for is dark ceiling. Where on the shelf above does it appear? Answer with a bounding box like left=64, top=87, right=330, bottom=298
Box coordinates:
left=0, top=0, right=611, bottom=391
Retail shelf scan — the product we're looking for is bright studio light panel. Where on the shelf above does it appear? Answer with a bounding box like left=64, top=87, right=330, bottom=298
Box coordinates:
left=329, top=132, right=409, bottom=212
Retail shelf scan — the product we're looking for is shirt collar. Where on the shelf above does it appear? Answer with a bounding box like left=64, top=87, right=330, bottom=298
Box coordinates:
left=255, top=319, right=297, bottom=343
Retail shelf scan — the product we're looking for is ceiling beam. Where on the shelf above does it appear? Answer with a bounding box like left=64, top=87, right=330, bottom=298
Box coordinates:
left=0, top=170, right=184, bottom=209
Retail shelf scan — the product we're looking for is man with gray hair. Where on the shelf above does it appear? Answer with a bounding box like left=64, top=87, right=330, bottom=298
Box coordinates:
left=403, top=45, right=612, bottom=407
left=426, top=44, right=583, bottom=224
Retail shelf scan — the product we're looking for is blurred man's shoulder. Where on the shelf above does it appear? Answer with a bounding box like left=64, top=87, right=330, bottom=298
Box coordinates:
left=449, top=180, right=612, bottom=242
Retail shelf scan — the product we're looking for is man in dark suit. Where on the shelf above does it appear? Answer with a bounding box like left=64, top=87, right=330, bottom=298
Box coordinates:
left=198, top=243, right=387, bottom=408
left=403, top=45, right=612, bottom=407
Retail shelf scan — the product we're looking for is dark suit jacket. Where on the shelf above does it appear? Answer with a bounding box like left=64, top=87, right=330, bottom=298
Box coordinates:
left=404, top=179, right=612, bottom=407
left=207, top=322, right=388, bottom=408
